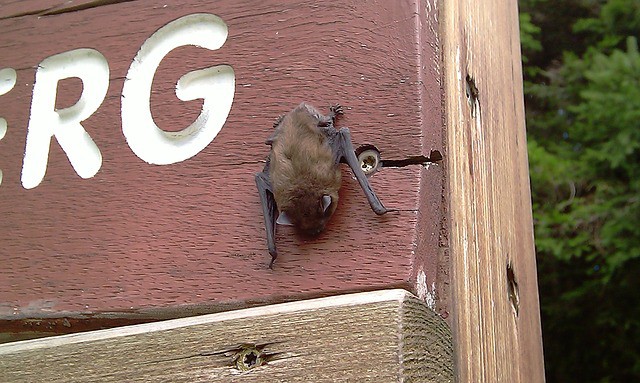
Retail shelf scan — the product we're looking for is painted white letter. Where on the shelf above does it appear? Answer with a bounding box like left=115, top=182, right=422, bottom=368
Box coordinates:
left=121, top=13, right=235, bottom=165
left=21, top=49, right=108, bottom=189
left=0, top=67, right=17, bottom=187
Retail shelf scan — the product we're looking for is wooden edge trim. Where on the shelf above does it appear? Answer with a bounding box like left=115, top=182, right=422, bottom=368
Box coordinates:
left=0, top=289, right=453, bottom=382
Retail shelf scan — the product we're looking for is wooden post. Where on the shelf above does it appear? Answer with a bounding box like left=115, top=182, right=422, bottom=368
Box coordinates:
left=0, top=1, right=544, bottom=381
left=442, top=0, right=546, bottom=381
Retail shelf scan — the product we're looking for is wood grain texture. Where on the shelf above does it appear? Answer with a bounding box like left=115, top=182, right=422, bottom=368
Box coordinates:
left=0, top=0, right=446, bottom=332
left=441, top=0, right=545, bottom=382
left=0, top=0, right=134, bottom=18
left=0, top=289, right=453, bottom=382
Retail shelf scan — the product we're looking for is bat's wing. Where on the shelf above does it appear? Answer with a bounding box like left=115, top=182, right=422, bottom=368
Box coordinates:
left=334, top=127, right=388, bottom=215
left=255, top=160, right=278, bottom=268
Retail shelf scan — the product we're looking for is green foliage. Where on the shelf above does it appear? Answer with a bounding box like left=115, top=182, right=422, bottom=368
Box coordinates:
left=573, top=0, right=640, bottom=49
left=520, top=12, right=543, bottom=63
left=520, top=0, right=640, bottom=381
left=568, top=37, right=640, bottom=275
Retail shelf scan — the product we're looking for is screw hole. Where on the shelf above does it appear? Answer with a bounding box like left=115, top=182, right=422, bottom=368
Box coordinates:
left=235, top=347, right=263, bottom=371
left=355, top=145, right=381, bottom=176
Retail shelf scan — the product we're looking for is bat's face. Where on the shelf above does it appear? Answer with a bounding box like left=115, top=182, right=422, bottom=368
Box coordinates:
left=284, top=191, right=339, bottom=236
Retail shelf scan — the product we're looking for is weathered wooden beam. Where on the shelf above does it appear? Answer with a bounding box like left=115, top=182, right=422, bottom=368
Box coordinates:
left=442, top=0, right=545, bottom=382
left=0, top=289, right=453, bottom=382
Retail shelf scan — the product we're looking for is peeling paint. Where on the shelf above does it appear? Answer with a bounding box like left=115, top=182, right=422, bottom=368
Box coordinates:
left=416, top=269, right=427, bottom=299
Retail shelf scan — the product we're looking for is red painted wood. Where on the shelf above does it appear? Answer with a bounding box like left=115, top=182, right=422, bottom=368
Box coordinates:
left=0, top=0, right=444, bottom=324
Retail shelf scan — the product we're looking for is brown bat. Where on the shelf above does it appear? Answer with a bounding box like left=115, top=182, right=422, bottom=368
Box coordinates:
left=255, top=103, right=388, bottom=268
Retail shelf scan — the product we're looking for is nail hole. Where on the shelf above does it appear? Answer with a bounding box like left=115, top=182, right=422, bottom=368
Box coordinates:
left=235, top=346, right=264, bottom=371
left=465, top=74, right=479, bottom=116
left=506, top=263, right=520, bottom=316
left=355, top=145, right=381, bottom=176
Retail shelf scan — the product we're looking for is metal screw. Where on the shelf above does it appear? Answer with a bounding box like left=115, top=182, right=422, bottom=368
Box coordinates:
left=235, top=346, right=263, bottom=371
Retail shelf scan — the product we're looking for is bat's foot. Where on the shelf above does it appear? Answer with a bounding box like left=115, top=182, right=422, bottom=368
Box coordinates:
left=329, top=104, right=344, bottom=117
left=273, top=114, right=285, bottom=128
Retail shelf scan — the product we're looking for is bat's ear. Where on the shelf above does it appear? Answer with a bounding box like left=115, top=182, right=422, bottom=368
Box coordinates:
left=276, top=212, right=294, bottom=226
left=322, top=195, right=332, bottom=213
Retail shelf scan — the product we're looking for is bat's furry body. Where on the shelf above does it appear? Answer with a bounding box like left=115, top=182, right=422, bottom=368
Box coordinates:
left=269, top=104, right=341, bottom=235
left=255, top=103, right=388, bottom=268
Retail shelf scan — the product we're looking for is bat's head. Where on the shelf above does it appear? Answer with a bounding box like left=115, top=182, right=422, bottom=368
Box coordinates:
left=278, top=191, right=339, bottom=236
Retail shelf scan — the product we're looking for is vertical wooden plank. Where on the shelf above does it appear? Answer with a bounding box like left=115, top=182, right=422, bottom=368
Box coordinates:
left=441, top=0, right=545, bottom=382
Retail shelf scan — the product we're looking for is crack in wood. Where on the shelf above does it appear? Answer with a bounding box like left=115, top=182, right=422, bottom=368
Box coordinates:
left=42, top=0, right=137, bottom=16
left=0, top=0, right=136, bottom=20
left=140, top=351, right=233, bottom=368
left=381, top=150, right=443, bottom=168
left=139, top=341, right=288, bottom=370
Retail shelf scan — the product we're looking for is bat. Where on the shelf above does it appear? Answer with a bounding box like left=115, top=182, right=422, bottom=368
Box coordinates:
left=255, top=103, right=389, bottom=268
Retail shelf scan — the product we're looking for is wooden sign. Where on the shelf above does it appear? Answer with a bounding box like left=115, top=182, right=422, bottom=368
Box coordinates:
left=0, top=1, right=446, bottom=324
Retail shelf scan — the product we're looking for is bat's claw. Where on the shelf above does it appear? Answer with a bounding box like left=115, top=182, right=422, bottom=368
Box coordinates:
left=273, top=114, right=285, bottom=128
left=330, top=104, right=344, bottom=116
